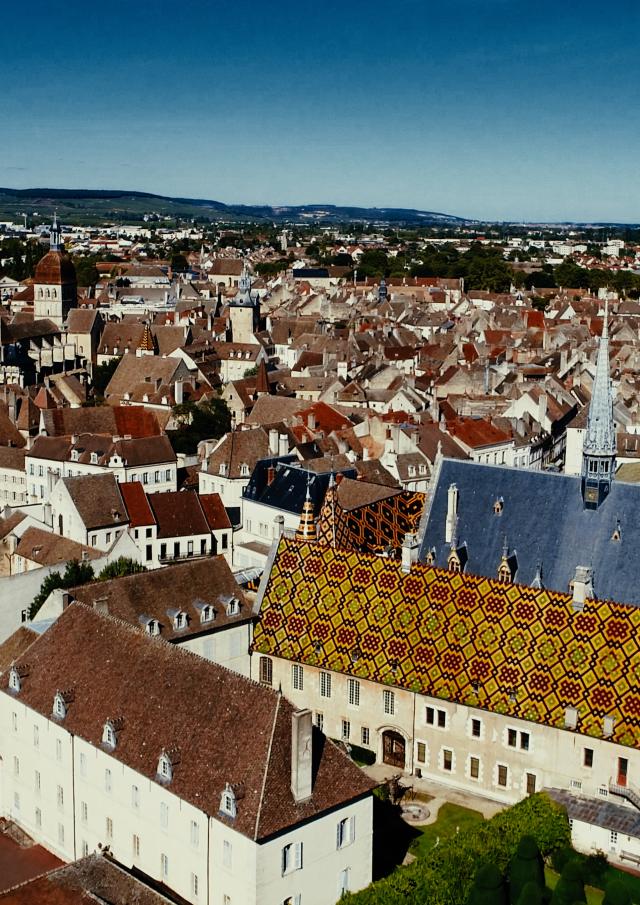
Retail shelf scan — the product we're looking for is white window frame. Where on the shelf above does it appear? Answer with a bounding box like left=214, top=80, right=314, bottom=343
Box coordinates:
left=347, top=678, right=360, bottom=707
left=292, top=663, right=304, bottom=691
left=426, top=705, right=447, bottom=728
left=383, top=689, right=395, bottom=715
left=320, top=671, right=332, bottom=698
left=336, top=815, right=356, bottom=849
left=282, top=841, right=303, bottom=875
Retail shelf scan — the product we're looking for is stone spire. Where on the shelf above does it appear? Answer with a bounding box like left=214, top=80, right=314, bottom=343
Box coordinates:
left=582, top=301, right=616, bottom=509
left=50, top=213, right=62, bottom=252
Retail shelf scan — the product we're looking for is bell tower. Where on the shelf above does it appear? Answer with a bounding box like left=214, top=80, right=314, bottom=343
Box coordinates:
left=33, top=215, right=77, bottom=329
left=581, top=302, right=616, bottom=510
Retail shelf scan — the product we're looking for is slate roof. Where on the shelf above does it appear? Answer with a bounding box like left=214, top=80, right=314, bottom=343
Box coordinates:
left=243, top=457, right=357, bottom=516
left=418, top=458, right=640, bottom=606
left=4, top=604, right=372, bottom=840
left=547, top=789, right=640, bottom=837
left=254, top=537, right=640, bottom=750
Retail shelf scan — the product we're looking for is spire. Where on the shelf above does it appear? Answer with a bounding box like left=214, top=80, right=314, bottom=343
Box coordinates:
left=237, top=260, right=252, bottom=303
left=582, top=301, right=616, bottom=509
left=584, top=301, right=615, bottom=458
left=295, top=475, right=316, bottom=542
left=50, top=213, right=62, bottom=252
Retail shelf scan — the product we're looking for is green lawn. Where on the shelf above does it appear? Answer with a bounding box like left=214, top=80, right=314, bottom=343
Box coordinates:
left=408, top=802, right=485, bottom=860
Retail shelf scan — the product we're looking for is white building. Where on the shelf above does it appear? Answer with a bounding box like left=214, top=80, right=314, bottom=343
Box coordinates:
left=0, top=603, right=374, bottom=905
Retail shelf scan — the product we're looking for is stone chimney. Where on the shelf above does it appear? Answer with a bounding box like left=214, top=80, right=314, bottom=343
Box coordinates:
left=571, top=565, right=593, bottom=611
left=401, top=533, right=419, bottom=574
left=278, top=434, right=288, bottom=457
left=445, top=483, right=458, bottom=544
left=174, top=380, right=184, bottom=406
left=291, top=709, right=313, bottom=803
left=269, top=429, right=279, bottom=456
left=274, top=514, right=285, bottom=537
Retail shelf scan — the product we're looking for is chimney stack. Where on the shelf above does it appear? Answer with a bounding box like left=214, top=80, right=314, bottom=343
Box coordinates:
left=445, top=483, right=459, bottom=544
left=291, top=709, right=313, bottom=803
left=269, top=428, right=279, bottom=456
left=401, top=532, right=419, bottom=574
left=278, top=434, right=288, bottom=457
left=571, top=565, right=593, bottom=611
left=174, top=379, right=184, bottom=406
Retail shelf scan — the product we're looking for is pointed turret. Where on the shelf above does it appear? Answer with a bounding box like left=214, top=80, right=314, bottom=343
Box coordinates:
left=295, top=478, right=316, bottom=542
left=582, top=302, right=616, bottom=509
left=49, top=213, right=62, bottom=252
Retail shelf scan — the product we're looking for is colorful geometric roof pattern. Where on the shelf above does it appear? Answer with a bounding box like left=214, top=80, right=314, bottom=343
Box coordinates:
left=316, top=484, right=424, bottom=553
left=254, top=538, right=640, bottom=749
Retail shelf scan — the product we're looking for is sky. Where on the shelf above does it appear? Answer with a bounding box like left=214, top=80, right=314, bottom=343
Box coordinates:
left=0, top=0, right=639, bottom=222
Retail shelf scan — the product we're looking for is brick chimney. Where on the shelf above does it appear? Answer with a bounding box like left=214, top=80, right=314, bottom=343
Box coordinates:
left=291, top=709, right=313, bottom=803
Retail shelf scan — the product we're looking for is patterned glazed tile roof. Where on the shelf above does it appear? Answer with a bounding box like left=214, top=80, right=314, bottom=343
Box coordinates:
left=254, top=538, right=640, bottom=749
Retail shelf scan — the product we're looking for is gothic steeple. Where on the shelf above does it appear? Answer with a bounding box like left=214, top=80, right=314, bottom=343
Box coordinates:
left=49, top=213, right=62, bottom=252
left=582, top=301, right=616, bottom=509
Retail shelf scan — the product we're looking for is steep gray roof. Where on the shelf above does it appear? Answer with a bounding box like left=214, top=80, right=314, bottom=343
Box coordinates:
left=418, top=458, right=640, bottom=606
left=584, top=303, right=616, bottom=458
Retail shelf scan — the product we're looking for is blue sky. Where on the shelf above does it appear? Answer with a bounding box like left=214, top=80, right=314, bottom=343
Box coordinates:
left=1, top=0, right=639, bottom=221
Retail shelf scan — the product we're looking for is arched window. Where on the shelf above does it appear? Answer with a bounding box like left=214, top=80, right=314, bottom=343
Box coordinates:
left=220, top=783, right=237, bottom=818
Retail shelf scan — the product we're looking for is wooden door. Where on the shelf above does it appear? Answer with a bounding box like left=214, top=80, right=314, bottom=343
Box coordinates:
left=526, top=773, right=536, bottom=795
left=382, top=731, right=405, bottom=769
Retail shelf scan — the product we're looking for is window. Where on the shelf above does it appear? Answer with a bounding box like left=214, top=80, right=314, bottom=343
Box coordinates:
left=282, top=842, right=303, bottom=875
left=471, top=718, right=481, bottom=738
left=417, top=742, right=426, bottom=763
left=259, top=657, right=273, bottom=685
left=292, top=664, right=304, bottom=691
left=58, top=823, right=65, bottom=845
left=520, top=732, right=530, bottom=751
left=584, top=748, right=594, bottom=768
left=13, top=756, right=19, bottom=776
left=106, top=817, right=113, bottom=839
left=498, top=764, right=508, bottom=787
left=338, top=867, right=351, bottom=897
left=165, top=469, right=171, bottom=482
left=426, top=706, right=446, bottom=728
left=105, top=769, right=112, bottom=793
left=315, top=712, right=324, bottom=731
left=9, top=668, right=21, bottom=693
left=79, top=753, right=86, bottom=776
left=361, top=727, right=370, bottom=747
left=57, top=785, right=64, bottom=808
left=341, top=719, right=351, bottom=741
left=191, top=873, right=199, bottom=898
left=54, top=695, right=66, bottom=720
left=102, top=722, right=116, bottom=749
left=507, top=728, right=517, bottom=747
left=221, top=534, right=228, bottom=550
left=161, top=853, right=169, bottom=878
left=160, top=802, right=169, bottom=828
left=35, top=808, right=42, bottom=828
left=383, top=689, right=395, bottom=715
left=81, top=801, right=88, bottom=823
left=223, top=839, right=232, bottom=867
left=337, top=816, right=356, bottom=849
left=154, top=471, right=160, bottom=483
left=190, top=820, right=199, bottom=847
left=13, top=792, right=20, bottom=811
left=35, top=771, right=41, bottom=794
left=443, top=749, right=453, bottom=772
left=320, top=671, right=332, bottom=698
left=158, top=753, right=172, bottom=781
left=507, top=728, right=530, bottom=750
left=133, top=834, right=140, bottom=858
left=221, top=784, right=237, bottom=818
left=131, top=785, right=139, bottom=809
left=470, top=756, right=480, bottom=779
left=610, top=831, right=618, bottom=847
left=142, top=473, right=148, bottom=485
left=347, top=678, right=360, bottom=707
left=11, top=712, right=17, bottom=732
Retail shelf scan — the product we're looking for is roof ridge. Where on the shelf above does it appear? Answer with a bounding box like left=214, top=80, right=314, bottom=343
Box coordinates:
left=254, top=690, right=281, bottom=841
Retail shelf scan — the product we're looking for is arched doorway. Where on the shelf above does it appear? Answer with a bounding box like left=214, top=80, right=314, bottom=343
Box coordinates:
left=382, top=730, right=406, bottom=769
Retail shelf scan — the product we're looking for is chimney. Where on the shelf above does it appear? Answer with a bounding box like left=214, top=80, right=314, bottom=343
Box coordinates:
left=445, top=483, right=458, bottom=544
left=291, top=709, right=313, bottom=803
left=62, top=591, right=71, bottom=610
left=278, top=434, right=288, bottom=457
left=174, top=379, right=184, bottom=405
left=274, top=514, right=285, bottom=537
left=538, top=393, right=548, bottom=428
left=269, top=428, right=279, bottom=456
left=401, top=533, right=419, bottom=573
left=571, top=565, right=593, bottom=611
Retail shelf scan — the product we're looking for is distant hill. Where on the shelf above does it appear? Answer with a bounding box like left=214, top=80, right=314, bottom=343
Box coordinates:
left=0, top=187, right=468, bottom=226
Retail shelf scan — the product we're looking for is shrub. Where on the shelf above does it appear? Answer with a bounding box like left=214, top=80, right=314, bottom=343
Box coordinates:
left=551, top=860, right=585, bottom=904
left=602, top=878, right=632, bottom=905
left=468, top=863, right=508, bottom=905
left=516, top=882, right=545, bottom=905
left=509, top=836, right=545, bottom=903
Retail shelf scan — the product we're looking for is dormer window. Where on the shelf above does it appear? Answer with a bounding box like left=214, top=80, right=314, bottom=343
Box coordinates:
left=146, top=619, right=161, bottom=636
left=220, top=783, right=237, bottom=818
left=174, top=611, right=188, bottom=630
left=71, top=449, right=79, bottom=462
left=448, top=549, right=461, bottom=573
left=8, top=667, right=21, bottom=694
left=53, top=692, right=67, bottom=720
left=408, top=465, right=416, bottom=477
left=90, top=452, right=98, bottom=465
left=493, top=498, right=504, bottom=515
left=157, top=751, right=173, bottom=783
left=425, top=547, right=436, bottom=566
left=219, top=463, right=228, bottom=477
left=240, top=463, right=250, bottom=477
left=226, top=597, right=240, bottom=616
left=201, top=605, right=214, bottom=624
left=102, top=721, right=117, bottom=749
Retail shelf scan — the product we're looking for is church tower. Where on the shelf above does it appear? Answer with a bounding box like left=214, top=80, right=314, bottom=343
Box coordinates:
left=228, top=261, right=260, bottom=345
left=33, top=216, right=77, bottom=329
left=582, top=302, right=616, bottom=510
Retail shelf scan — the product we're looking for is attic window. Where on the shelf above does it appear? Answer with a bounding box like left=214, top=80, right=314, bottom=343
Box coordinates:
left=90, top=452, right=98, bottom=465
left=220, top=783, right=237, bottom=818
left=71, top=450, right=79, bottom=462
left=493, top=498, right=504, bottom=515
left=240, top=463, right=250, bottom=477
left=612, top=521, right=621, bottom=542
left=146, top=619, right=161, bottom=636
left=425, top=548, right=436, bottom=566
left=447, top=549, right=461, bottom=573
left=157, top=752, right=173, bottom=783
left=102, top=721, right=117, bottom=750
left=174, top=612, right=188, bottom=630
left=498, top=560, right=512, bottom=584
left=8, top=667, right=21, bottom=694
left=219, top=463, right=227, bottom=477
left=226, top=598, right=240, bottom=616
left=53, top=692, right=67, bottom=720
left=200, top=605, right=215, bottom=624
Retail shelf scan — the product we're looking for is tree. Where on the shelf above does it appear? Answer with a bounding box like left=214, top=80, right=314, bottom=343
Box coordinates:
left=168, top=397, right=232, bottom=455
left=29, top=559, right=95, bottom=619
left=602, top=879, right=632, bottom=905
left=516, top=882, right=545, bottom=905
left=73, top=256, right=100, bottom=287
left=468, top=863, right=508, bottom=905
left=550, top=860, right=585, bottom=904
left=170, top=253, right=189, bottom=273
left=509, top=836, right=545, bottom=903
left=97, top=558, right=147, bottom=581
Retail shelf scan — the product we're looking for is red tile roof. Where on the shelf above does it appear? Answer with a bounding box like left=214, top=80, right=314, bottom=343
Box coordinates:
left=119, top=481, right=155, bottom=528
